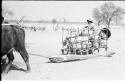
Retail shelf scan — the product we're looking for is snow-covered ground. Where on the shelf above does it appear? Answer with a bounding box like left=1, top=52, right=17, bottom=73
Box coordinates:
left=1, top=25, right=125, bottom=80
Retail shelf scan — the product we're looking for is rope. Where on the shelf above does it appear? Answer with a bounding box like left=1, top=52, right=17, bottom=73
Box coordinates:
left=7, top=48, right=14, bottom=54
left=29, top=53, right=50, bottom=58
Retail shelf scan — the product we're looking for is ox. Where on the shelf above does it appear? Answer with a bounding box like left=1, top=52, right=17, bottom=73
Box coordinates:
left=1, top=24, right=30, bottom=74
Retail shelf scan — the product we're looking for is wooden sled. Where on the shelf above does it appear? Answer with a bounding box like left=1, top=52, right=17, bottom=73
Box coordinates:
left=49, top=51, right=115, bottom=63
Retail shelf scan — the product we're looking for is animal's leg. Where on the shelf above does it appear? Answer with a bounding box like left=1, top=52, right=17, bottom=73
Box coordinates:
left=18, top=48, right=30, bottom=72
left=2, top=52, right=14, bottom=74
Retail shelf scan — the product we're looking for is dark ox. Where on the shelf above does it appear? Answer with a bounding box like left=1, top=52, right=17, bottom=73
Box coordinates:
left=1, top=24, right=30, bottom=74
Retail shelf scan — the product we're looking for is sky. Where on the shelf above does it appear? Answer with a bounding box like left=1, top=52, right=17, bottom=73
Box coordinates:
left=2, top=1, right=125, bottom=22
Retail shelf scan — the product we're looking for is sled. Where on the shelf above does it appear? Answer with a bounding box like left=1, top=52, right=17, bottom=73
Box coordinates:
left=49, top=51, right=115, bottom=63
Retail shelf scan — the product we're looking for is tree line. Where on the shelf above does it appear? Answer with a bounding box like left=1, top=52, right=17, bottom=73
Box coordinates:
left=2, top=2, right=125, bottom=28
left=93, top=2, right=125, bottom=28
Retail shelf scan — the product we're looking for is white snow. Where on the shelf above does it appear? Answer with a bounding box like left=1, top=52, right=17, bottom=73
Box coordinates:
left=2, top=25, right=125, bottom=80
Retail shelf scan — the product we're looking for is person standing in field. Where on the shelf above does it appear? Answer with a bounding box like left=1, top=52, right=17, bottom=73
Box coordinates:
left=86, top=19, right=101, bottom=49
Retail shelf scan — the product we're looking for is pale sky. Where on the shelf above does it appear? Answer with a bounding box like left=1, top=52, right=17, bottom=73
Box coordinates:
left=2, top=1, right=125, bottom=22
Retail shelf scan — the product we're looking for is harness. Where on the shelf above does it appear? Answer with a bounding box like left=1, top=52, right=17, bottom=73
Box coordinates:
left=7, top=48, right=14, bottom=54
left=2, top=48, right=14, bottom=56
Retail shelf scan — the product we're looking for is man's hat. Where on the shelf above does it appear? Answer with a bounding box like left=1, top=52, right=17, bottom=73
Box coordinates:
left=87, top=20, right=93, bottom=24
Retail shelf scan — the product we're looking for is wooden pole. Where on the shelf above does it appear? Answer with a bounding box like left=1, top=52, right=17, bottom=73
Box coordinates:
left=62, top=27, right=64, bottom=48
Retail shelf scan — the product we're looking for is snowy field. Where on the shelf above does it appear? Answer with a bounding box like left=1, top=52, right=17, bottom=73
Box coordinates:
left=1, top=25, right=125, bottom=80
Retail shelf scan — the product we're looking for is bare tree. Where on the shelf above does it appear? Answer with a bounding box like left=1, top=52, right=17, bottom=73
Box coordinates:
left=113, top=14, right=123, bottom=24
left=93, top=2, right=125, bottom=28
left=93, top=8, right=102, bottom=26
